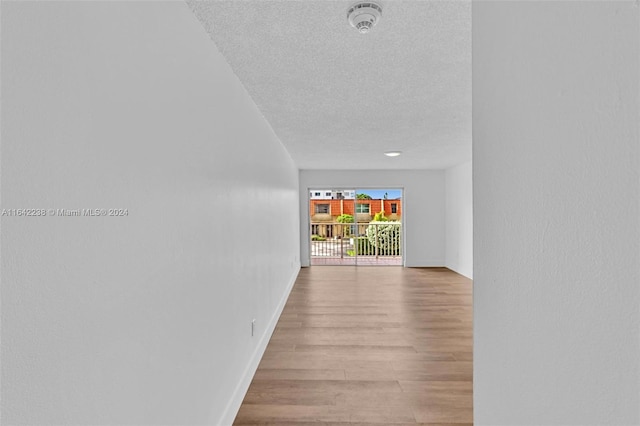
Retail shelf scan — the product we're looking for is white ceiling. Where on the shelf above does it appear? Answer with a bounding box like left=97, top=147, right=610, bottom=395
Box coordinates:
left=188, top=0, right=471, bottom=170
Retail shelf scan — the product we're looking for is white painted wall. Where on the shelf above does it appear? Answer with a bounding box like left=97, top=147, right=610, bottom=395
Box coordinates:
left=299, top=170, right=445, bottom=267
left=474, top=2, right=639, bottom=425
left=1, top=2, right=299, bottom=425
left=445, top=162, right=473, bottom=279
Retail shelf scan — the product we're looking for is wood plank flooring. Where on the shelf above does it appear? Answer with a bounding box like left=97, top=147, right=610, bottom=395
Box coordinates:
left=234, top=266, right=473, bottom=425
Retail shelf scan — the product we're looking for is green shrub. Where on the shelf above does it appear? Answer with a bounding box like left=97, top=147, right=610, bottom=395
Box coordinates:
left=365, top=222, right=401, bottom=255
left=354, top=237, right=373, bottom=255
left=373, top=211, right=389, bottom=222
left=311, top=234, right=326, bottom=241
left=336, top=214, right=354, bottom=223
left=336, top=214, right=354, bottom=236
left=348, top=234, right=400, bottom=256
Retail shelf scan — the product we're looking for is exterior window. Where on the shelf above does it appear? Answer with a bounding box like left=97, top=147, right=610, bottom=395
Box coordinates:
left=315, top=204, right=330, bottom=214
left=356, top=203, right=370, bottom=214
left=391, top=203, right=397, bottom=213
left=326, top=192, right=331, bottom=196
left=314, top=192, right=321, bottom=196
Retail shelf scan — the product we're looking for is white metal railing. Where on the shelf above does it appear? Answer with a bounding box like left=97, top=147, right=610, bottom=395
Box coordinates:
left=310, top=222, right=402, bottom=258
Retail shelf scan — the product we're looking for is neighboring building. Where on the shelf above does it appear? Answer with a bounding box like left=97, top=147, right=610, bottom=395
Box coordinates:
left=309, top=189, right=356, bottom=200
left=310, top=198, right=401, bottom=220
left=309, top=198, right=402, bottom=237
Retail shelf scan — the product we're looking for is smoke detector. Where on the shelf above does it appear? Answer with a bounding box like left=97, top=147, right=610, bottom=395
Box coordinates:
left=347, top=2, right=382, bottom=34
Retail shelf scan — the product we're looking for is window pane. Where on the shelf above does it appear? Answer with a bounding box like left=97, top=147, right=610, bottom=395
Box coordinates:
left=315, top=204, right=329, bottom=214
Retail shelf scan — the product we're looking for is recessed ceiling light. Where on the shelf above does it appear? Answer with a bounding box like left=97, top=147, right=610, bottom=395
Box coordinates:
left=384, top=151, right=402, bottom=157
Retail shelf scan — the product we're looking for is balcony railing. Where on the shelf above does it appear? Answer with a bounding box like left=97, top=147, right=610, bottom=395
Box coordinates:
left=310, top=222, right=402, bottom=259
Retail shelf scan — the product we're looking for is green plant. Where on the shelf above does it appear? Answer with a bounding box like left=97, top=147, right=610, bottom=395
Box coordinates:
left=311, top=234, right=326, bottom=241
left=366, top=222, right=401, bottom=255
left=336, top=214, right=354, bottom=237
left=336, top=214, right=354, bottom=223
left=356, top=193, right=372, bottom=199
left=355, top=237, right=373, bottom=255
left=373, top=211, right=389, bottom=222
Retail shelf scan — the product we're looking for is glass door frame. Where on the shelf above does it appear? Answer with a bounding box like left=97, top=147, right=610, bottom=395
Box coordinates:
left=307, top=187, right=404, bottom=266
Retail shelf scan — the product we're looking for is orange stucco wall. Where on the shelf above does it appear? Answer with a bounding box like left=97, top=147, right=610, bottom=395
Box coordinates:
left=309, top=199, right=401, bottom=219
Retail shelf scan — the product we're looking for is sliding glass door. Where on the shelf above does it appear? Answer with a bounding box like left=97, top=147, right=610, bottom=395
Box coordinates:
left=309, top=188, right=402, bottom=266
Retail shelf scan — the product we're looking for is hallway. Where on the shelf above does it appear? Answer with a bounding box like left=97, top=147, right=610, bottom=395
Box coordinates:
left=234, top=267, right=473, bottom=425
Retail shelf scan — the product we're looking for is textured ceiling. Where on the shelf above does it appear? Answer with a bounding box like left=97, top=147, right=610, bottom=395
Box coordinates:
left=188, top=0, right=471, bottom=170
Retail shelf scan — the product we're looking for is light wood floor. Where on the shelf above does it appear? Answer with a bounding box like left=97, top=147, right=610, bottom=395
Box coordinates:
left=234, top=266, right=473, bottom=425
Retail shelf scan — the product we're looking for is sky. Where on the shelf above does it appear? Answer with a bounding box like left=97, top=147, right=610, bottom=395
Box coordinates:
left=357, top=189, right=402, bottom=200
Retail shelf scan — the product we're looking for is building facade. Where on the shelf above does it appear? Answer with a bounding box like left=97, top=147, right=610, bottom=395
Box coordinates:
left=309, top=198, right=402, bottom=237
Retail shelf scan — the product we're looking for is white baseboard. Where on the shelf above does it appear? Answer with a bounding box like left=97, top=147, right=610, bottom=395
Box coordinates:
left=404, top=259, right=445, bottom=268
left=216, top=265, right=300, bottom=426
left=445, top=262, right=473, bottom=280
